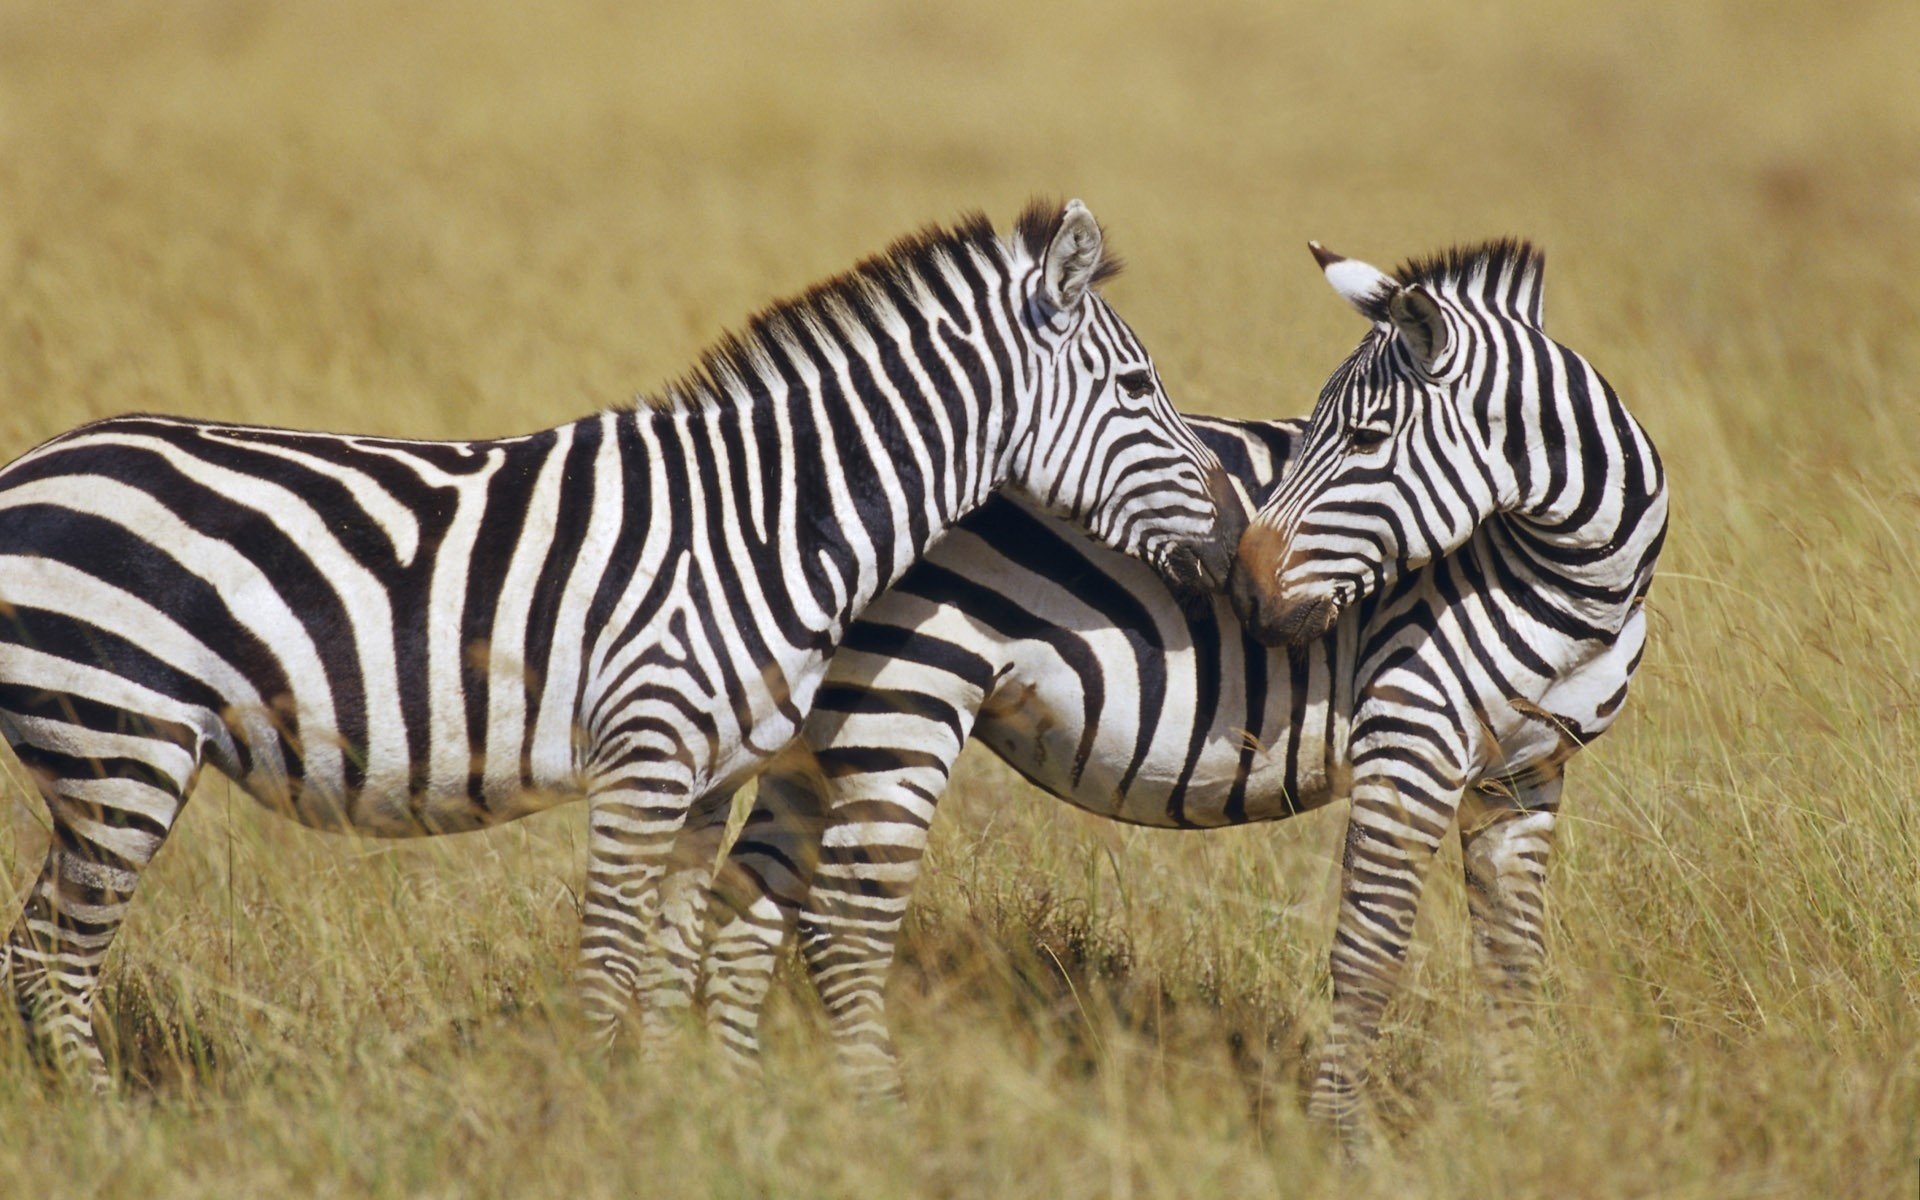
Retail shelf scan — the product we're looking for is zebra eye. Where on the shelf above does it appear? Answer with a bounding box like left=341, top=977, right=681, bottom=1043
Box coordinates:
left=1347, top=424, right=1391, bottom=453
left=1115, top=369, right=1156, bottom=398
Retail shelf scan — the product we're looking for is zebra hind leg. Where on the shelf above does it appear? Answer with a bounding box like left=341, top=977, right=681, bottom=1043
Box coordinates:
left=699, top=747, right=832, bottom=1074
left=2, top=711, right=198, bottom=1091
left=1458, top=770, right=1562, bottom=1113
left=796, top=772, right=945, bottom=1101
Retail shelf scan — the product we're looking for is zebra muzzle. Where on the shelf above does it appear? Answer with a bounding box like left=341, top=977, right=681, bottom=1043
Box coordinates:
left=1227, top=557, right=1339, bottom=648
left=1226, top=521, right=1345, bottom=647
left=1194, top=467, right=1249, bottom=592
left=1266, top=593, right=1340, bottom=647
left=1158, top=467, right=1249, bottom=602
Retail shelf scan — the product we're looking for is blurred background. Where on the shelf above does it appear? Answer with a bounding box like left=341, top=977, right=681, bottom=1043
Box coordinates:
left=1, top=3, right=1917, bottom=1196
left=5, top=2, right=1915, bottom=447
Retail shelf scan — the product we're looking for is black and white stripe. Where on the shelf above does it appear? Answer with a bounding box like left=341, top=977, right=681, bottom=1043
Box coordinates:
left=693, top=241, right=1665, bottom=1143
left=692, top=415, right=1304, bottom=1074
left=0, top=199, right=1244, bottom=1085
left=1230, top=240, right=1666, bottom=1136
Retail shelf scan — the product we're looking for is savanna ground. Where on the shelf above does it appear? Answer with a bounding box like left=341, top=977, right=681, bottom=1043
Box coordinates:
left=2, top=2, right=1918, bottom=1196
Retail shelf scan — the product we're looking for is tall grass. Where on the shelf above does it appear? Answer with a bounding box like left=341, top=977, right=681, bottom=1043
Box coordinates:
left=2, top=2, right=1916, bottom=1195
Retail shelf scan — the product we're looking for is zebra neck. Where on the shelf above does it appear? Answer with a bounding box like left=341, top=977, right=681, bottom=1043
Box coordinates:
left=623, top=338, right=1024, bottom=648
left=1496, top=391, right=1667, bottom=640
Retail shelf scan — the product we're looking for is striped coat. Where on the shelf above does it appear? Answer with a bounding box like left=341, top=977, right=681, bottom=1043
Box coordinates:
left=0, top=200, right=1244, bottom=1084
left=691, top=242, right=1664, bottom=1147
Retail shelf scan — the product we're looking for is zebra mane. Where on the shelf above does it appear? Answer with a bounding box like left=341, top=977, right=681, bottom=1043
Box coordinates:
left=1392, top=238, right=1545, bottom=326
left=647, top=202, right=1116, bottom=413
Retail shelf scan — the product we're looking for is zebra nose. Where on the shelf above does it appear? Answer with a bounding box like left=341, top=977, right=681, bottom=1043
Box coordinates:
left=1228, top=521, right=1290, bottom=641
left=1227, top=554, right=1286, bottom=643
left=1195, top=470, right=1249, bottom=591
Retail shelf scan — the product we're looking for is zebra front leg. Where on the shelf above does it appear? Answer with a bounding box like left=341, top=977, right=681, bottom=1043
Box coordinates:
left=631, top=787, right=734, bottom=1053
left=1311, top=767, right=1461, bottom=1146
left=700, top=748, right=832, bottom=1072
left=4, top=730, right=196, bottom=1090
left=1458, top=770, right=1562, bottom=1112
left=797, top=755, right=951, bottom=1100
left=577, top=764, right=696, bottom=1049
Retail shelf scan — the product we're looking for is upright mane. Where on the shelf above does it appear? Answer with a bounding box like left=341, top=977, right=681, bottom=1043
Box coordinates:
left=642, top=200, right=1129, bottom=412
left=1393, top=237, right=1545, bottom=326
left=646, top=209, right=1043, bottom=413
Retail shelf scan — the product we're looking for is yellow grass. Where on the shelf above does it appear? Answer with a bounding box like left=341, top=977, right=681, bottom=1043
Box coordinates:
left=2, top=2, right=1918, bottom=1195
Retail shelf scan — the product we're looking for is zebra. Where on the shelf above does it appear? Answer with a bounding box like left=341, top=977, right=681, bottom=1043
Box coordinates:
left=691, top=238, right=1667, bottom=1143
left=0, top=199, right=1249, bottom=1087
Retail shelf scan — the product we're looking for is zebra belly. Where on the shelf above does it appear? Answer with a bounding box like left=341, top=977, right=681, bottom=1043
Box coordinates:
left=0, top=571, right=591, bottom=839
left=1483, top=606, right=1647, bottom=785
left=225, top=771, right=579, bottom=838
left=972, top=627, right=1348, bottom=831
left=0, top=653, right=551, bottom=840
left=980, top=715, right=1339, bottom=830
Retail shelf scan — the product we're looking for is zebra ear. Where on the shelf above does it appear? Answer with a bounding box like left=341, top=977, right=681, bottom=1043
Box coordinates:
left=1387, top=284, right=1449, bottom=367
left=1311, top=242, right=1395, bottom=320
left=1041, top=199, right=1105, bottom=314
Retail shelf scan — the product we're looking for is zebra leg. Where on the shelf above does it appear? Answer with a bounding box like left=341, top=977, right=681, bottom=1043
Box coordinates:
left=796, top=742, right=957, bottom=1100
left=577, top=763, right=697, bottom=1048
left=2, top=717, right=197, bottom=1090
left=1311, top=767, right=1462, bottom=1145
left=700, top=748, right=831, bottom=1071
left=1458, top=770, right=1562, bottom=1112
left=632, top=787, right=734, bottom=1051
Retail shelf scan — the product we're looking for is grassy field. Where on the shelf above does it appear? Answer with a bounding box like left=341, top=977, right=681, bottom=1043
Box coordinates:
left=3, top=1, right=1918, bottom=1195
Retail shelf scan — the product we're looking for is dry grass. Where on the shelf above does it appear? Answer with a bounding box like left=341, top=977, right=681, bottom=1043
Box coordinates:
left=3, top=1, right=1918, bottom=1195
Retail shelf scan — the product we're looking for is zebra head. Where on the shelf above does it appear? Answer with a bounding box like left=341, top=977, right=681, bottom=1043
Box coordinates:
left=1006, top=199, right=1246, bottom=600
left=1229, top=239, right=1547, bottom=646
